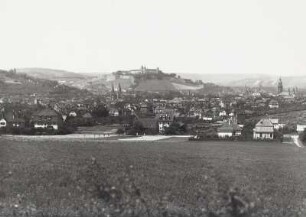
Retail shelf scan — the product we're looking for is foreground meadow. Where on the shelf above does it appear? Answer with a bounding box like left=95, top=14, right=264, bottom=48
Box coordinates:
left=0, top=137, right=305, bottom=216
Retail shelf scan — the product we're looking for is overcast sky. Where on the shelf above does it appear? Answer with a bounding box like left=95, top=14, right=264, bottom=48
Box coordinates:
left=0, top=0, right=306, bottom=75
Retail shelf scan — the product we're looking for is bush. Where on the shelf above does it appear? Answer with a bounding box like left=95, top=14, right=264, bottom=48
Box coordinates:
left=164, top=122, right=187, bottom=135
left=58, top=126, right=75, bottom=135
left=299, top=129, right=306, bottom=143
left=190, top=128, right=218, bottom=141
left=241, top=120, right=257, bottom=140
left=127, top=121, right=145, bottom=135
left=116, top=128, right=125, bottom=135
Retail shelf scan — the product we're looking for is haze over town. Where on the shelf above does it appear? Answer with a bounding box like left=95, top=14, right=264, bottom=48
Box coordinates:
left=1, top=0, right=306, bottom=76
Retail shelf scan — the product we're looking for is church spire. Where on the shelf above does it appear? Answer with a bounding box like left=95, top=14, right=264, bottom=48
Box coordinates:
left=118, top=83, right=122, bottom=94
left=278, top=77, right=283, bottom=94
left=111, top=83, right=115, bottom=93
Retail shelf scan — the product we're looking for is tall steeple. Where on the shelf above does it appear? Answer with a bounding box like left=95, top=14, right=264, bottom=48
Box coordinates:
left=111, top=83, right=115, bottom=94
left=278, top=77, right=283, bottom=94
left=118, top=83, right=122, bottom=94
left=117, top=83, right=122, bottom=99
left=111, top=83, right=115, bottom=100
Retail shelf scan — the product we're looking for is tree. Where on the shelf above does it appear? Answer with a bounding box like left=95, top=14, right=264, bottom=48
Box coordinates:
left=299, top=129, right=306, bottom=143
left=241, top=120, right=257, bottom=140
left=127, top=120, right=145, bottom=135
left=116, top=128, right=125, bottom=135
left=164, top=122, right=187, bottom=135
left=92, top=104, right=109, bottom=118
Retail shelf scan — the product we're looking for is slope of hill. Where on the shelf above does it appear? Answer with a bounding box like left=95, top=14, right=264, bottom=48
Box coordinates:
left=83, top=74, right=135, bottom=93
left=134, top=79, right=177, bottom=92
left=16, top=68, right=85, bottom=79
left=224, top=76, right=306, bottom=88
left=83, top=70, right=205, bottom=93
left=15, top=68, right=97, bottom=88
left=0, top=69, right=91, bottom=98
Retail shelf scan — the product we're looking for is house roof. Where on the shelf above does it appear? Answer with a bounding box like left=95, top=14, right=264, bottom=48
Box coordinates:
left=253, top=119, right=274, bottom=133
left=34, top=108, right=59, bottom=117
left=255, top=119, right=273, bottom=127
left=3, top=111, right=14, bottom=122
left=32, top=108, right=62, bottom=124
left=297, top=121, right=306, bottom=125
left=217, top=123, right=241, bottom=133
left=168, top=98, right=183, bottom=103
left=82, top=113, right=93, bottom=118
left=278, top=92, right=290, bottom=96
left=269, top=100, right=279, bottom=105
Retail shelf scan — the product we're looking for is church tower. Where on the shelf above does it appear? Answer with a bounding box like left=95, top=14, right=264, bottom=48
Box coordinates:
left=278, top=78, right=283, bottom=94
left=117, top=83, right=122, bottom=99
left=111, top=83, right=115, bottom=100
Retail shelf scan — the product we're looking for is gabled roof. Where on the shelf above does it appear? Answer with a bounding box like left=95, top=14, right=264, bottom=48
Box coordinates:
left=32, top=108, right=62, bottom=124
left=168, top=97, right=183, bottom=103
left=269, top=99, right=279, bottom=105
left=297, top=121, right=306, bottom=125
left=255, top=119, right=273, bottom=127
left=278, top=91, right=290, bottom=96
left=34, top=108, right=59, bottom=117
left=3, top=111, right=14, bottom=122
left=82, top=113, right=93, bottom=118
left=253, top=119, right=274, bottom=133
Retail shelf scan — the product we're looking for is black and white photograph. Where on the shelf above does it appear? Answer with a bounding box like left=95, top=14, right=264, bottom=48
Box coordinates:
left=1, top=0, right=306, bottom=216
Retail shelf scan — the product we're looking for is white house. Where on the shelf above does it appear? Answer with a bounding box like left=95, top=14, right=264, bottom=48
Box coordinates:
left=253, top=119, right=274, bottom=140
left=156, top=113, right=174, bottom=133
left=69, top=111, right=77, bottom=117
left=269, top=119, right=285, bottom=130
left=252, top=92, right=261, bottom=97
left=297, top=122, right=306, bottom=133
left=32, top=108, right=63, bottom=130
left=0, top=118, right=7, bottom=128
left=203, top=117, right=213, bottom=121
left=109, top=108, right=119, bottom=117
left=268, top=100, right=279, bottom=109
left=219, top=110, right=227, bottom=117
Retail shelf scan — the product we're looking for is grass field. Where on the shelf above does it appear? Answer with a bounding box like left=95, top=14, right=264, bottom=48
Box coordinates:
left=0, top=137, right=305, bottom=216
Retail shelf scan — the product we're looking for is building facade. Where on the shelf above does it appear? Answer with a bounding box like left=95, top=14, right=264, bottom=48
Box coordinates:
left=253, top=119, right=274, bottom=140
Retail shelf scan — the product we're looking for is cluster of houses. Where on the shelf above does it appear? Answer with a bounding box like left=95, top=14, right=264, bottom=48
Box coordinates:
left=214, top=117, right=286, bottom=140
left=0, top=108, right=63, bottom=132
left=0, top=76, right=305, bottom=139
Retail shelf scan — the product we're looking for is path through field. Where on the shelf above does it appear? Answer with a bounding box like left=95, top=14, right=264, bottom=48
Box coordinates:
left=291, top=135, right=304, bottom=148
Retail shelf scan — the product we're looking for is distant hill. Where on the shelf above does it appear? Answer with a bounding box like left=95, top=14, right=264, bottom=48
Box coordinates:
left=134, top=79, right=203, bottom=92
left=16, top=68, right=85, bottom=79
left=81, top=69, right=205, bottom=93
left=180, top=73, right=306, bottom=88
left=15, top=68, right=98, bottom=88
left=0, top=69, right=91, bottom=98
